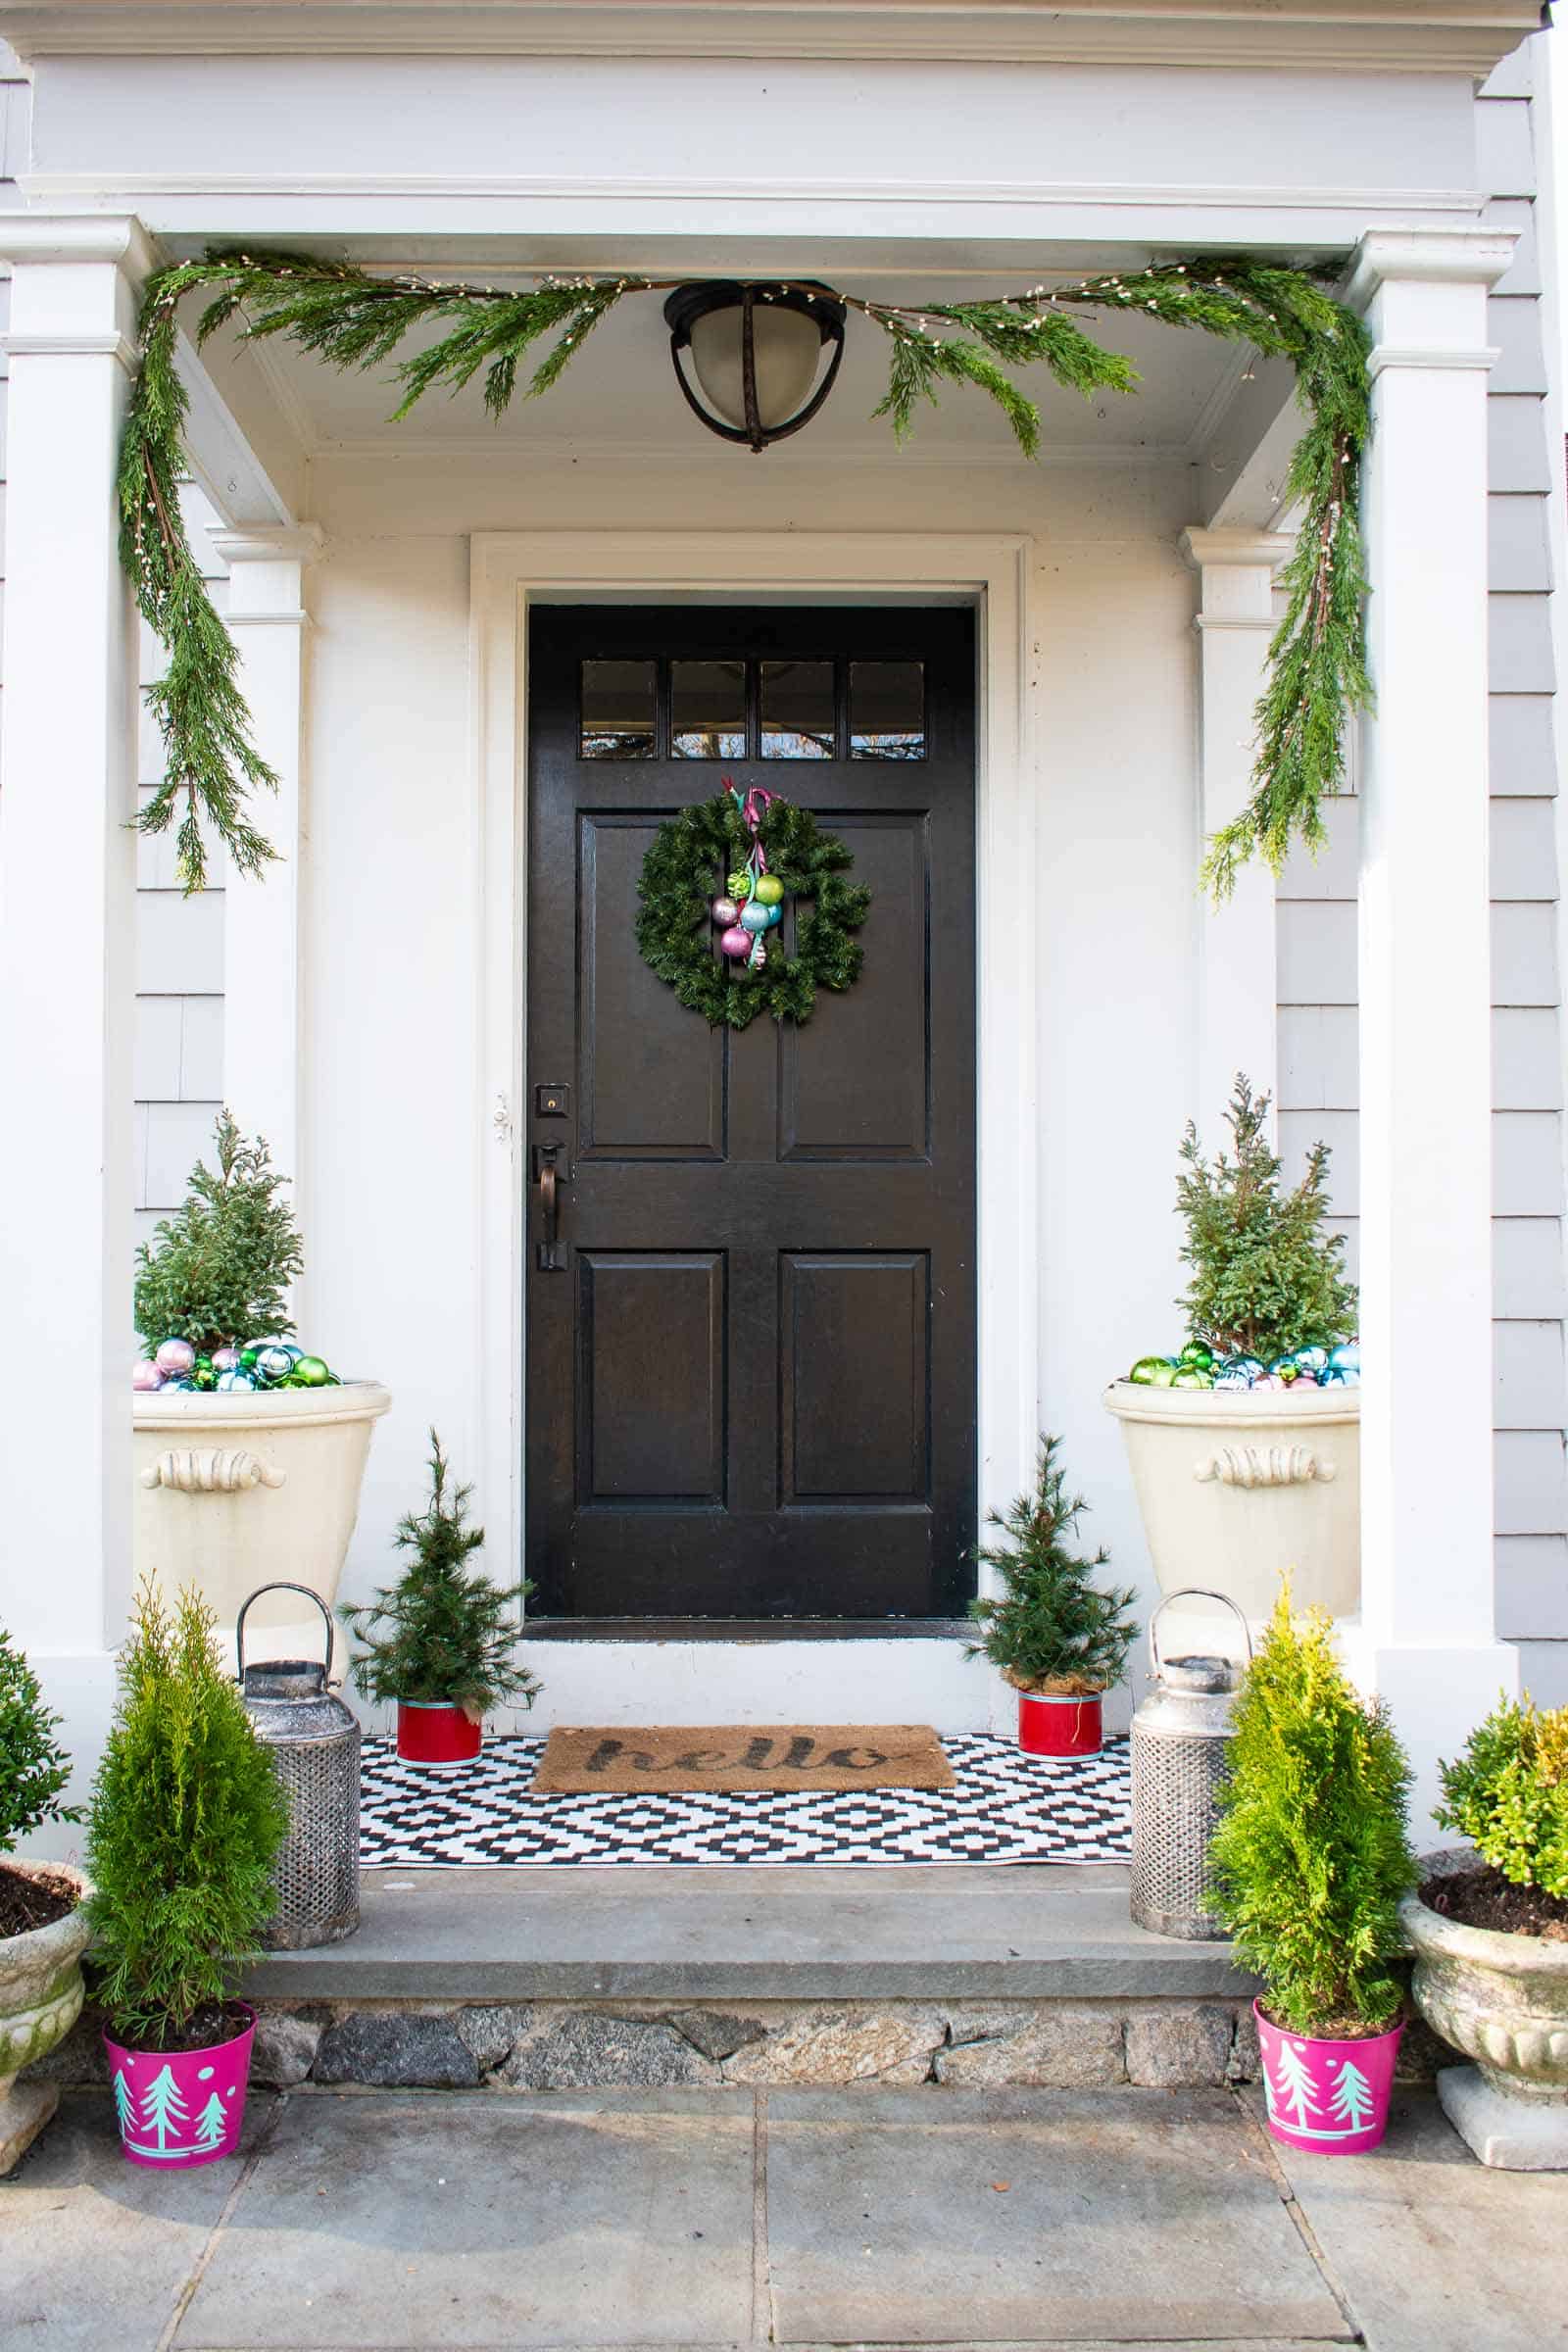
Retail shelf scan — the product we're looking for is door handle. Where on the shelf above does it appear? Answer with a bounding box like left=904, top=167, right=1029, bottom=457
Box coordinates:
left=534, top=1143, right=567, bottom=1271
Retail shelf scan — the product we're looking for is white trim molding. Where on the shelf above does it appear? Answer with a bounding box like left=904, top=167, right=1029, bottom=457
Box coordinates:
left=469, top=529, right=1033, bottom=1701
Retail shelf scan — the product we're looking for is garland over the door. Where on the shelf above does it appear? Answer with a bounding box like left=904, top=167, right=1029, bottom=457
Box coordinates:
left=636, top=781, right=870, bottom=1030
left=121, top=251, right=1371, bottom=898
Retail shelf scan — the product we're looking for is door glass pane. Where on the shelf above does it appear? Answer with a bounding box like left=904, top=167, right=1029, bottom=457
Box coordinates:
left=672, top=660, right=747, bottom=760
left=851, top=661, right=925, bottom=760
left=761, top=660, right=834, bottom=760
left=581, top=660, right=656, bottom=760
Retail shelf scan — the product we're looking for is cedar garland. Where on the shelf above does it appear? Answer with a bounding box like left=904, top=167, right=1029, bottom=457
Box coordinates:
left=121, top=249, right=1372, bottom=898
left=635, top=792, right=869, bottom=1029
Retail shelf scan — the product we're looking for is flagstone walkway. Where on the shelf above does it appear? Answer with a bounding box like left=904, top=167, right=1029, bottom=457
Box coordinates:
left=5, top=2081, right=1567, bottom=2351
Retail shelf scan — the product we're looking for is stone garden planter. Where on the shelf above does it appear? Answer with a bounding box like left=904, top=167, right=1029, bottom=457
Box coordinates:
left=134, top=1383, right=392, bottom=1661
left=0, top=1861, right=91, bottom=2173
left=1402, top=1847, right=1568, bottom=2170
left=1102, top=1381, right=1360, bottom=1621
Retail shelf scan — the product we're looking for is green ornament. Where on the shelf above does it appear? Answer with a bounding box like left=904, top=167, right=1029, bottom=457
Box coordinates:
left=292, top=1354, right=331, bottom=1388
left=754, top=874, right=785, bottom=907
left=726, top=868, right=753, bottom=903
left=1129, top=1356, right=1178, bottom=1387
left=189, top=1356, right=217, bottom=1393
left=1171, top=1368, right=1214, bottom=1390
left=1179, top=1342, right=1214, bottom=1369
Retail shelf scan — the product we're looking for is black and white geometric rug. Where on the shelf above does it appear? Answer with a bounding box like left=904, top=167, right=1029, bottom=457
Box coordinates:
left=358, top=1734, right=1131, bottom=1868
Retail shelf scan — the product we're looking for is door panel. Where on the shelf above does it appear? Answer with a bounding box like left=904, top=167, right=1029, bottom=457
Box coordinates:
left=526, top=604, right=976, bottom=1620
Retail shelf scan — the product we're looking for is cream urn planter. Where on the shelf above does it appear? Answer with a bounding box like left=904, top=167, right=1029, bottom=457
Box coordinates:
left=1102, top=1380, right=1360, bottom=1622
left=1402, top=1847, right=1568, bottom=2170
left=1, top=1861, right=91, bottom=2174
left=134, top=1383, right=392, bottom=1660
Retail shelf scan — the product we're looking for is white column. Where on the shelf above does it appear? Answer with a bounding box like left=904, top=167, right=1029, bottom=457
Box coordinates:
left=1180, top=527, right=1291, bottom=1146
left=0, top=219, right=153, bottom=1671
left=1347, top=225, right=1520, bottom=1825
left=213, top=528, right=320, bottom=1263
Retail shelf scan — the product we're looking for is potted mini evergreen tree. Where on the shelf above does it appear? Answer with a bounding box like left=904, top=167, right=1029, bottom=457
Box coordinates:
left=340, top=1433, right=541, bottom=1766
left=1399, top=1697, right=1568, bottom=2167
left=1208, top=1583, right=1416, bottom=2155
left=965, top=1436, right=1138, bottom=1757
left=85, top=1581, right=289, bottom=2168
left=0, top=1627, right=91, bottom=2173
left=132, top=1109, right=391, bottom=1653
left=1102, top=1075, right=1361, bottom=1623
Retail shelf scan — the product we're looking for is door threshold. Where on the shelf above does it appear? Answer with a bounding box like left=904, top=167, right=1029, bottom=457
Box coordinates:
left=522, top=1617, right=972, bottom=1644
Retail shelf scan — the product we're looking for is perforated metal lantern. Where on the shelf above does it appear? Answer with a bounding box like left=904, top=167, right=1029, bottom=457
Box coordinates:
left=1130, top=1589, right=1250, bottom=1941
left=237, top=1582, right=361, bottom=1950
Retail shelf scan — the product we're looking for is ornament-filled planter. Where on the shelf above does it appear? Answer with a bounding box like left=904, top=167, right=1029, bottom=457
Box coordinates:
left=134, top=1383, right=392, bottom=1660
left=105, top=2005, right=256, bottom=2169
left=396, top=1700, right=483, bottom=1768
left=1255, top=2002, right=1401, bottom=2155
left=1016, top=1688, right=1103, bottom=1758
left=1401, top=1849, right=1568, bottom=2170
left=1102, top=1382, right=1360, bottom=1622
left=0, top=1862, right=91, bottom=2175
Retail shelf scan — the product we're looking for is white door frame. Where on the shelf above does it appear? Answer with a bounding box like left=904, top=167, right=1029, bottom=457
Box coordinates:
left=470, top=529, right=1034, bottom=1623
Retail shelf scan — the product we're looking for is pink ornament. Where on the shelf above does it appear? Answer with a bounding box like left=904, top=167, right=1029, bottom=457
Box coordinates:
left=154, top=1338, right=196, bottom=1377
left=719, top=925, right=752, bottom=959
left=711, top=897, right=739, bottom=928
left=212, top=1346, right=242, bottom=1374
left=131, top=1359, right=164, bottom=1393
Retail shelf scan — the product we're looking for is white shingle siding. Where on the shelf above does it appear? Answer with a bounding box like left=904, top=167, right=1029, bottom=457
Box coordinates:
left=1275, top=42, right=1568, bottom=1696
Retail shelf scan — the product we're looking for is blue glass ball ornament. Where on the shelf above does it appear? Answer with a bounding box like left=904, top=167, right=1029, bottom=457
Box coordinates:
left=216, top=1369, right=257, bottom=1393
left=1319, top=1362, right=1360, bottom=1388
left=1214, top=1356, right=1263, bottom=1390
left=254, top=1343, right=300, bottom=1384
left=740, top=902, right=771, bottom=934
left=1328, top=1342, right=1360, bottom=1376
left=763, top=903, right=783, bottom=928
left=164, top=1377, right=197, bottom=1393
left=1293, top=1345, right=1329, bottom=1377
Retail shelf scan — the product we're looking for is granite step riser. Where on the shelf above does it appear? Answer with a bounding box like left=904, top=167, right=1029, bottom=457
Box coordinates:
left=28, top=1996, right=1452, bottom=2093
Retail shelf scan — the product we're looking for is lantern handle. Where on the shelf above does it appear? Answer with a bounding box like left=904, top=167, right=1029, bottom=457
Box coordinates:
left=235, top=1582, right=337, bottom=1686
left=1149, top=1588, right=1252, bottom=1682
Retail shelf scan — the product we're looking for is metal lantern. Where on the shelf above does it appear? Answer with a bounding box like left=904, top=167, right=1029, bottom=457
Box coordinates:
left=1130, top=1589, right=1251, bottom=1941
left=664, top=280, right=848, bottom=451
left=236, top=1582, right=361, bottom=1950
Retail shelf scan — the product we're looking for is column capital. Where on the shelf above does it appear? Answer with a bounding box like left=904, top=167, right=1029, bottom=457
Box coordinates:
left=209, top=524, right=326, bottom=568
left=0, top=214, right=160, bottom=280
left=1346, top=225, right=1518, bottom=313
left=1179, top=527, right=1293, bottom=573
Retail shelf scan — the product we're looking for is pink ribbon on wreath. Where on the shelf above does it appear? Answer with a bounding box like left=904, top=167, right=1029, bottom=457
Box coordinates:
left=727, top=780, right=776, bottom=969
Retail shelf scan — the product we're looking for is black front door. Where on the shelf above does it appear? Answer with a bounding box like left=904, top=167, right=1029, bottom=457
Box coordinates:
left=525, top=604, right=976, bottom=1620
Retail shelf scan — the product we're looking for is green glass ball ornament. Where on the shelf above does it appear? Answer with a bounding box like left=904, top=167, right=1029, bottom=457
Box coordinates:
left=1267, top=1356, right=1299, bottom=1385
left=1179, top=1342, right=1214, bottom=1369
left=1128, top=1356, right=1168, bottom=1386
left=292, top=1354, right=331, bottom=1388
left=189, top=1357, right=217, bottom=1393
left=1171, top=1367, right=1214, bottom=1390
left=754, top=875, right=785, bottom=907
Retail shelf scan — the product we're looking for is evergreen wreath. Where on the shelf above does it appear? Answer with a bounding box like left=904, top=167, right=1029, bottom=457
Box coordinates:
left=122, top=249, right=1369, bottom=897
left=636, top=787, right=870, bottom=1029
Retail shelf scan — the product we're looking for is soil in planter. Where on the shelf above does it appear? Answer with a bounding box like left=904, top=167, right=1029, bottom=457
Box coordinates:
left=0, top=1862, right=78, bottom=1939
left=1422, top=1865, right=1568, bottom=1942
left=1257, top=1998, right=1402, bottom=2042
left=112, top=2001, right=255, bottom=2056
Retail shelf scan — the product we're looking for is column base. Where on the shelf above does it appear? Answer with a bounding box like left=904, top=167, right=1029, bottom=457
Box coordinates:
left=1333, top=1629, right=1519, bottom=1840
left=0, top=2080, right=59, bottom=2177
left=1439, top=2066, right=1568, bottom=2171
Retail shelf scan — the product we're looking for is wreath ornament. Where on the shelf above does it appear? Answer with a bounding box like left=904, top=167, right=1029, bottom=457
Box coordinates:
left=635, top=781, right=871, bottom=1030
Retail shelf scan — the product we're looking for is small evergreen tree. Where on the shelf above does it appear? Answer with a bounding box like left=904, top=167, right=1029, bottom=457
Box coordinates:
left=133, top=1107, right=304, bottom=1358
left=0, top=1625, right=80, bottom=1856
left=964, top=1436, right=1139, bottom=1694
left=1176, top=1074, right=1357, bottom=1362
left=339, top=1433, right=541, bottom=1719
left=1207, top=1582, right=1415, bottom=2035
left=85, top=1580, right=289, bottom=2045
left=1435, top=1695, right=1568, bottom=1902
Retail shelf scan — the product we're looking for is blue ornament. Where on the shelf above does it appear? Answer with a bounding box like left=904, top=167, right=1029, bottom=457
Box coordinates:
left=1215, top=1355, right=1265, bottom=1390
left=1328, top=1342, right=1360, bottom=1376
left=216, top=1369, right=257, bottom=1394
left=740, top=903, right=770, bottom=935
left=763, top=903, right=783, bottom=928
left=254, top=1343, right=300, bottom=1384
left=1294, top=1345, right=1329, bottom=1376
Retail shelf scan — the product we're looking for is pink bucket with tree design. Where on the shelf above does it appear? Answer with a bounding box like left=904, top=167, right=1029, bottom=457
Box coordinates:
left=1254, top=2000, right=1401, bottom=2155
left=103, top=2004, right=256, bottom=2169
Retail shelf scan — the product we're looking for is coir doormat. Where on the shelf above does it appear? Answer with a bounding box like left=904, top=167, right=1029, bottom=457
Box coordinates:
left=532, top=1723, right=956, bottom=1793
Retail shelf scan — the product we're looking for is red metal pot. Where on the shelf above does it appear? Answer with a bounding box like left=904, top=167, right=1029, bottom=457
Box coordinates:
left=396, top=1699, right=482, bottom=1767
left=1017, top=1689, right=1103, bottom=1757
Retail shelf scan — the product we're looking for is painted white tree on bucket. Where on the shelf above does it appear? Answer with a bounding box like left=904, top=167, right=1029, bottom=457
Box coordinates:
left=141, top=2065, right=189, bottom=2152
left=1269, top=2040, right=1320, bottom=2131
left=1330, top=2058, right=1374, bottom=2134
left=112, top=2070, right=135, bottom=2138
left=193, top=2092, right=228, bottom=2153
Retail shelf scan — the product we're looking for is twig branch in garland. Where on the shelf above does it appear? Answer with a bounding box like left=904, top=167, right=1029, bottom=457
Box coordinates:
left=122, top=249, right=1370, bottom=898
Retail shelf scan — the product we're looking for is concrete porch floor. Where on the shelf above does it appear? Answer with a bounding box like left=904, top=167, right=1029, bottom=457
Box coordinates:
left=8, top=2080, right=1568, bottom=2352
